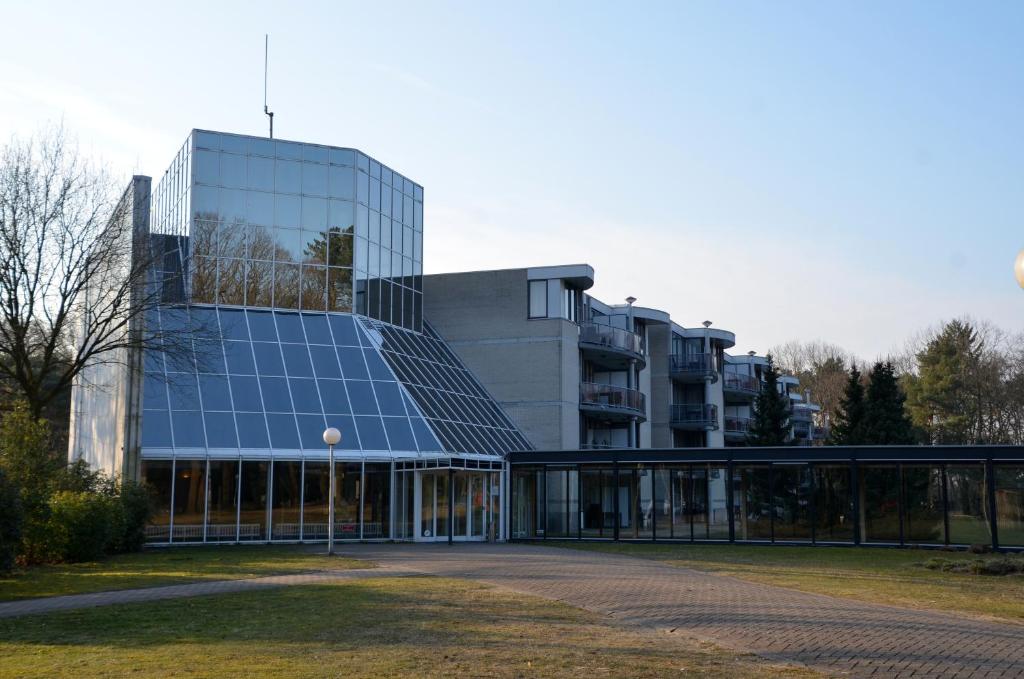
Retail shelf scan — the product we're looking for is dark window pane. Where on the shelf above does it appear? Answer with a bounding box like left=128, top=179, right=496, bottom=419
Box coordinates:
left=204, top=412, right=238, bottom=448
left=309, top=345, right=341, bottom=378
left=224, top=340, right=256, bottom=374
left=860, top=465, right=900, bottom=543
left=373, top=381, right=405, bottom=416
left=253, top=342, right=285, bottom=375
left=199, top=374, right=232, bottom=410
left=140, top=460, right=172, bottom=541
left=996, top=466, right=1024, bottom=547
left=281, top=343, right=314, bottom=377
left=172, top=460, right=206, bottom=539
left=259, top=376, right=292, bottom=412
left=141, top=410, right=172, bottom=447
left=814, top=465, right=854, bottom=542
left=904, top=465, right=945, bottom=544
left=266, top=414, right=300, bottom=449
left=236, top=412, right=270, bottom=448
left=297, top=414, right=327, bottom=449
left=302, top=313, right=332, bottom=344
left=218, top=308, right=249, bottom=340
left=247, top=310, right=278, bottom=341
left=347, top=381, right=378, bottom=415
left=772, top=465, right=811, bottom=542
left=301, top=461, right=330, bottom=540
left=275, top=312, right=305, bottom=343
left=383, top=417, right=416, bottom=451
left=289, top=378, right=321, bottom=413
left=167, top=373, right=200, bottom=410
left=355, top=416, right=388, bottom=450
left=271, top=460, right=301, bottom=539
left=734, top=466, right=771, bottom=540
left=324, top=414, right=358, bottom=450
left=171, top=411, right=205, bottom=447
left=238, top=461, right=268, bottom=540
left=229, top=375, right=263, bottom=411
left=337, top=347, right=369, bottom=380
left=318, top=379, right=350, bottom=414
left=946, top=465, right=990, bottom=546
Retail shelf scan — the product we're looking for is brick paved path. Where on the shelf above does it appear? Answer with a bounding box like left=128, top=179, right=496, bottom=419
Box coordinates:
left=338, top=543, right=1024, bottom=679
left=0, top=567, right=402, bottom=619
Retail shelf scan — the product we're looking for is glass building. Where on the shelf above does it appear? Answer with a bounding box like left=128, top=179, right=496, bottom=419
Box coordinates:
left=70, top=130, right=527, bottom=544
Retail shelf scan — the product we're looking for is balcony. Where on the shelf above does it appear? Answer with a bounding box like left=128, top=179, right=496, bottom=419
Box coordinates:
left=578, top=323, right=646, bottom=370
left=670, top=403, right=719, bottom=430
left=580, top=382, right=647, bottom=422
left=723, top=373, right=760, bottom=400
left=724, top=415, right=752, bottom=439
left=790, top=408, right=814, bottom=423
left=669, top=353, right=718, bottom=383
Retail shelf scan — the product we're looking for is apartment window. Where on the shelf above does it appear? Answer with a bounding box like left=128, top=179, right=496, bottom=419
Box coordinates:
left=528, top=280, right=547, bottom=319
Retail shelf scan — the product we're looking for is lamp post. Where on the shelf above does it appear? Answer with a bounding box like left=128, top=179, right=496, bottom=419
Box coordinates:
left=322, top=427, right=342, bottom=555
left=1016, top=249, right=1024, bottom=289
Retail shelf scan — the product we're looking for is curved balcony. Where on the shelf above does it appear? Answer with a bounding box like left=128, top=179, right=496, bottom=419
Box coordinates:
left=723, top=373, right=760, bottom=400
left=580, top=382, right=647, bottom=422
left=669, top=353, right=718, bottom=383
left=724, top=415, right=752, bottom=440
left=670, top=403, right=719, bottom=431
left=790, top=408, right=814, bottom=423
left=578, top=323, right=646, bottom=370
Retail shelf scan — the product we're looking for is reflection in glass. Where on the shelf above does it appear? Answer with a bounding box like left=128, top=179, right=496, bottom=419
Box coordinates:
left=238, top=461, right=268, bottom=540
left=172, top=460, right=206, bottom=541
left=192, top=256, right=217, bottom=304
left=328, top=267, right=353, bottom=312
left=274, top=263, right=300, bottom=309
left=271, top=461, right=301, bottom=539
left=207, top=460, right=239, bottom=541
left=301, top=462, right=330, bottom=540
left=544, top=467, right=568, bottom=538
left=814, top=465, right=853, bottom=542
left=300, top=265, right=327, bottom=311
left=996, top=466, right=1024, bottom=547
left=217, top=258, right=245, bottom=305
left=946, top=465, right=990, bottom=546
left=335, top=462, right=361, bottom=540
left=141, top=460, right=173, bottom=542
left=246, top=260, right=273, bottom=307
left=363, top=463, right=390, bottom=538
left=772, top=465, right=811, bottom=541
left=860, top=465, right=900, bottom=542
left=903, top=465, right=944, bottom=544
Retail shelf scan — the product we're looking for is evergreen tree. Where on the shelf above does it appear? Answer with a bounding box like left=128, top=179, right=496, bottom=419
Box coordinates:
left=904, top=319, right=984, bottom=444
left=829, top=364, right=866, bottom=445
left=862, top=362, right=917, bottom=444
left=747, top=355, right=790, bottom=446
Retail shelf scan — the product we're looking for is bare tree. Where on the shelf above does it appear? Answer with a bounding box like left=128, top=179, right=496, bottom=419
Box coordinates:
left=769, top=339, right=859, bottom=425
left=0, top=127, right=188, bottom=419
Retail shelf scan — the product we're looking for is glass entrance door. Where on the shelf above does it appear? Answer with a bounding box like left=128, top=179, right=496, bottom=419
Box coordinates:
left=416, top=471, right=493, bottom=542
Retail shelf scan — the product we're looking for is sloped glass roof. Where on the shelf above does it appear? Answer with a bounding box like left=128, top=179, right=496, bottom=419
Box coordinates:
left=140, top=305, right=445, bottom=458
left=362, top=319, right=533, bottom=457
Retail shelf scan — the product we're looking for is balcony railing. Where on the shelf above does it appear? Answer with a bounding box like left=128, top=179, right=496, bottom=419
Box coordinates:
left=724, top=415, right=752, bottom=435
left=579, top=323, right=645, bottom=357
left=580, top=382, right=646, bottom=415
left=790, top=408, right=813, bottom=423
left=669, top=353, right=718, bottom=382
left=670, top=403, right=719, bottom=430
left=580, top=442, right=616, bottom=450
left=723, top=373, right=760, bottom=395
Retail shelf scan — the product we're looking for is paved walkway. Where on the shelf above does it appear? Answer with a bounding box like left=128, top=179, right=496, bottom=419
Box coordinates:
left=337, top=543, right=1024, bottom=679
left=0, top=567, right=403, bottom=619
left=2, top=544, right=1022, bottom=678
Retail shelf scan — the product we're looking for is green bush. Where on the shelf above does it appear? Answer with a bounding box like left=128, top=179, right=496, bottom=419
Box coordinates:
left=920, top=555, right=1024, bottom=576
left=43, top=491, right=122, bottom=563
left=114, top=481, right=153, bottom=553
left=0, top=467, right=22, bottom=574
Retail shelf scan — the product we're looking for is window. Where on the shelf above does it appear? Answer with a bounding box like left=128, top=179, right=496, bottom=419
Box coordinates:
left=528, top=280, right=547, bottom=319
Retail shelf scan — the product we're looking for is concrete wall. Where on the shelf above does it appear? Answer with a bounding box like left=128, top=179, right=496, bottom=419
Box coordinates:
left=423, top=269, right=580, bottom=451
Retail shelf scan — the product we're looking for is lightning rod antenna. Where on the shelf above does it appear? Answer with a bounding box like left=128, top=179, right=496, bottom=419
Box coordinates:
left=264, top=34, right=274, bottom=138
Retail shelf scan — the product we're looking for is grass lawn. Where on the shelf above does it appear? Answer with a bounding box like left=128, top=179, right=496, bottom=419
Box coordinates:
left=0, top=576, right=816, bottom=679
left=555, top=542, right=1024, bottom=624
left=0, top=545, right=366, bottom=602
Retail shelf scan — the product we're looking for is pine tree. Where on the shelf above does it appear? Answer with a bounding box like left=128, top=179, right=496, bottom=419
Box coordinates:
left=747, top=355, right=790, bottom=446
left=862, top=361, right=917, bottom=444
left=829, top=364, right=866, bottom=445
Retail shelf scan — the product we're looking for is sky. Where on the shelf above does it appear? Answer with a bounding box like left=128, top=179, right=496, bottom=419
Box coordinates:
left=1, top=1, right=1021, bottom=360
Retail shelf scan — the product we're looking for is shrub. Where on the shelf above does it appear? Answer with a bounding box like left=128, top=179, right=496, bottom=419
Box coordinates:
left=0, top=467, right=22, bottom=574
left=43, top=491, right=122, bottom=563
left=114, top=481, right=153, bottom=553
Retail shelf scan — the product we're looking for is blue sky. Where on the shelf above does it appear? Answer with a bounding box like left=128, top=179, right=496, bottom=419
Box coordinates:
left=2, top=1, right=1021, bottom=359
